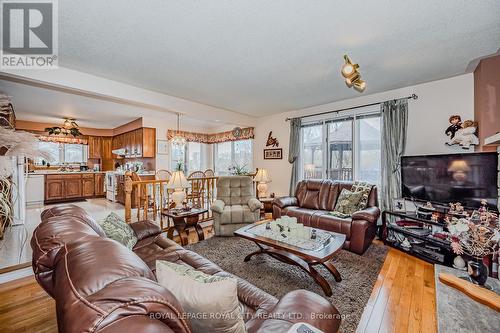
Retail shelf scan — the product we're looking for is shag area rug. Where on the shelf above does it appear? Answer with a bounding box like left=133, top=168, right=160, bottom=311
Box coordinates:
left=186, top=237, right=388, bottom=333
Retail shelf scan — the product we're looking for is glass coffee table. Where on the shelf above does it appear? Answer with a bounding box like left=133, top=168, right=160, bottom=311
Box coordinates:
left=234, top=220, right=346, bottom=296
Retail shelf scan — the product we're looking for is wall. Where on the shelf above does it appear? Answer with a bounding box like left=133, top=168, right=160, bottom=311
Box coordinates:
left=253, top=74, right=475, bottom=196
left=474, top=54, right=500, bottom=152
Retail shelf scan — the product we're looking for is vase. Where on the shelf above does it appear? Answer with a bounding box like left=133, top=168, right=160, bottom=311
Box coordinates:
left=467, top=258, right=489, bottom=286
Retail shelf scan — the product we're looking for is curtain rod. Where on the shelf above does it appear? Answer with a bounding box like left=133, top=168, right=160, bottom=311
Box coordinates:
left=285, top=94, right=418, bottom=121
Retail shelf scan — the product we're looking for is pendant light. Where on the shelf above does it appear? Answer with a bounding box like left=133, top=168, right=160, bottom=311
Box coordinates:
left=171, top=113, right=186, bottom=148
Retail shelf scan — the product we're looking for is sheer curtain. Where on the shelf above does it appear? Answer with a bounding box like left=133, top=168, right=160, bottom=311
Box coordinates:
left=288, top=118, right=302, bottom=195
left=381, top=99, right=408, bottom=211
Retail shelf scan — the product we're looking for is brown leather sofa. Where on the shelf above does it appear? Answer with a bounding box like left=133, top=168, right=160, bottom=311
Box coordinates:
left=32, top=204, right=341, bottom=333
left=273, top=180, right=380, bottom=255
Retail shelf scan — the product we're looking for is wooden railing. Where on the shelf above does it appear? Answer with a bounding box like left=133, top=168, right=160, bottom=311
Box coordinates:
left=124, top=172, right=218, bottom=230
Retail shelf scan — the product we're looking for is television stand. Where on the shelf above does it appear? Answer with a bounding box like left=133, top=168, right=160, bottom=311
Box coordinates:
left=381, top=210, right=455, bottom=266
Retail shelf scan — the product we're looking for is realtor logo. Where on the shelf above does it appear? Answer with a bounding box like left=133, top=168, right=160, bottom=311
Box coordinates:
left=1, top=0, right=58, bottom=69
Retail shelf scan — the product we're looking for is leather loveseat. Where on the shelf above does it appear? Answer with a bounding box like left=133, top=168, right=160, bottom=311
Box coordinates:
left=273, top=179, right=380, bottom=255
left=31, top=204, right=341, bottom=333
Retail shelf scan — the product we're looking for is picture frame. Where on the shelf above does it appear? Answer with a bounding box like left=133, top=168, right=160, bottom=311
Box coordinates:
left=392, top=198, right=406, bottom=212
left=263, top=148, right=282, bottom=160
left=157, top=139, right=169, bottom=155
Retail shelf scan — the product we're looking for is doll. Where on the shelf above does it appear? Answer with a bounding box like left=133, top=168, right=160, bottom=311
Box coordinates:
left=447, top=120, right=479, bottom=148
left=445, top=115, right=462, bottom=139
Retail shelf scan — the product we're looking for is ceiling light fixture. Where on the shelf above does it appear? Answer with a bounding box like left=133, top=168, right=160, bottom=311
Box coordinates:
left=341, top=55, right=366, bottom=92
left=171, top=113, right=186, bottom=148
left=45, top=118, right=82, bottom=137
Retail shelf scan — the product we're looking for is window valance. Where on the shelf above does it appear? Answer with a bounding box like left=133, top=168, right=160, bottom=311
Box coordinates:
left=38, top=135, right=88, bottom=145
left=167, top=127, right=254, bottom=144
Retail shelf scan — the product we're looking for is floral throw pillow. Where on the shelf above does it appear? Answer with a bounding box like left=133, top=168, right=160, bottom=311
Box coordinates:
left=330, top=189, right=364, bottom=218
left=99, top=212, right=137, bottom=249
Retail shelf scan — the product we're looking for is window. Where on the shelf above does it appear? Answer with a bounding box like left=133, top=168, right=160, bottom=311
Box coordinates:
left=215, top=139, right=253, bottom=175
left=35, top=142, right=88, bottom=165
left=170, top=142, right=208, bottom=173
left=300, top=108, right=381, bottom=186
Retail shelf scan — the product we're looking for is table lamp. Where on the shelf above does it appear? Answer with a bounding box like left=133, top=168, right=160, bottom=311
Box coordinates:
left=448, top=160, right=470, bottom=182
left=166, top=170, right=191, bottom=208
left=254, top=168, right=271, bottom=198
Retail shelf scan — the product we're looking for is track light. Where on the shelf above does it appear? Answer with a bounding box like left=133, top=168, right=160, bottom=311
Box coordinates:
left=341, top=54, right=366, bottom=92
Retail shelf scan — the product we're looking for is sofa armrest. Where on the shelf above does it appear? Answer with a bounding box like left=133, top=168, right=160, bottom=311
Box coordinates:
left=272, top=196, right=298, bottom=209
left=129, top=220, right=161, bottom=241
left=211, top=200, right=225, bottom=214
left=251, top=290, right=341, bottom=333
left=352, top=206, right=380, bottom=224
left=248, top=198, right=262, bottom=212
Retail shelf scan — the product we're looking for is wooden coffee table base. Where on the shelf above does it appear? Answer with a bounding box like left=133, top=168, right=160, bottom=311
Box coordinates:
left=244, top=242, right=342, bottom=297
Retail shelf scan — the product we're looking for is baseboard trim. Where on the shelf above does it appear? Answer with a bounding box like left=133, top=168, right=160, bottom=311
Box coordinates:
left=0, top=266, right=34, bottom=284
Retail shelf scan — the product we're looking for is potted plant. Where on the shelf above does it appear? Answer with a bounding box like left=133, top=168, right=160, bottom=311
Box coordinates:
left=228, top=163, right=249, bottom=176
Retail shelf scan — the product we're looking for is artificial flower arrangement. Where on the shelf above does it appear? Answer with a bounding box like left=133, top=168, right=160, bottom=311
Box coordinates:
left=446, top=200, right=499, bottom=285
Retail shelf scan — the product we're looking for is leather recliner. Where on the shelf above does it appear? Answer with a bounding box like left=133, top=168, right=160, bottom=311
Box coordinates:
left=32, top=204, right=341, bottom=333
left=273, top=179, right=380, bottom=255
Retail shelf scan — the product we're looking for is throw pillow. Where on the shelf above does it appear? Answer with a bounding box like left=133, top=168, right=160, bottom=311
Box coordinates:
left=330, top=189, right=364, bottom=217
left=156, top=260, right=246, bottom=333
left=98, top=212, right=137, bottom=249
left=351, top=181, right=374, bottom=211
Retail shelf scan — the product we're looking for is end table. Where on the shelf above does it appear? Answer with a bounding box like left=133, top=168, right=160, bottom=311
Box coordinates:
left=162, top=208, right=208, bottom=246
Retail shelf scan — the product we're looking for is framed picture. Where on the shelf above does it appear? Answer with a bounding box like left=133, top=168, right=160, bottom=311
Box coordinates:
left=392, top=198, right=406, bottom=212
left=157, top=139, right=169, bottom=155
left=264, top=148, right=282, bottom=160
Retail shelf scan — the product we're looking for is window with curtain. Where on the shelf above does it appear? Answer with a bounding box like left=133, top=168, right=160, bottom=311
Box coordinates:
left=300, top=107, right=381, bottom=186
left=35, top=142, right=88, bottom=165
left=214, top=139, right=253, bottom=175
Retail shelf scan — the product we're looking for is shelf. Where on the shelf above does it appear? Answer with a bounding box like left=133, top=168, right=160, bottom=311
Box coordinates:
left=386, top=224, right=451, bottom=249
left=385, top=240, right=450, bottom=266
left=383, top=210, right=447, bottom=227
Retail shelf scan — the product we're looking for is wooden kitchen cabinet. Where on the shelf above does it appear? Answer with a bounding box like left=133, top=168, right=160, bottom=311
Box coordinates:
left=45, top=173, right=104, bottom=203
left=82, top=174, right=95, bottom=197
left=94, top=173, right=105, bottom=196
left=141, top=128, right=156, bottom=158
left=64, top=176, right=83, bottom=199
left=109, top=128, right=155, bottom=158
left=88, top=136, right=102, bottom=159
left=45, top=178, right=65, bottom=201
left=101, top=137, right=114, bottom=171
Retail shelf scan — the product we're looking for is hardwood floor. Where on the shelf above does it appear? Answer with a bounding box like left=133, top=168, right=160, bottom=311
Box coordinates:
left=356, top=243, right=437, bottom=333
left=0, top=242, right=436, bottom=333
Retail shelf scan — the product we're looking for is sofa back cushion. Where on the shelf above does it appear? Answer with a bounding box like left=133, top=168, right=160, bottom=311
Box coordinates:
left=295, top=180, right=333, bottom=210
left=295, top=179, right=378, bottom=211
left=41, top=204, right=106, bottom=237
left=216, top=176, right=254, bottom=206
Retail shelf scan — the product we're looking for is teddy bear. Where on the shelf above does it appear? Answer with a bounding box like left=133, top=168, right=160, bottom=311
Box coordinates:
left=447, top=120, right=479, bottom=148
left=445, top=115, right=462, bottom=139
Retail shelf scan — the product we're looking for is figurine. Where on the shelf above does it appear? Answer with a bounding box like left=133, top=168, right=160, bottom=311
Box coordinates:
left=447, top=120, right=479, bottom=149
left=445, top=115, right=462, bottom=139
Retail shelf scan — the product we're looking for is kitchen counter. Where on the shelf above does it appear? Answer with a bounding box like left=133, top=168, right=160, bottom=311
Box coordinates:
left=31, top=170, right=106, bottom=175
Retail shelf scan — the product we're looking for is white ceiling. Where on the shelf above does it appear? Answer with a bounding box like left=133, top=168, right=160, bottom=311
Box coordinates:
left=0, top=79, right=225, bottom=130
left=55, top=0, right=500, bottom=116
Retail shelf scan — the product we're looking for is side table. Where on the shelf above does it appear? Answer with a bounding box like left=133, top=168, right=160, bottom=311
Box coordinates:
left=162, top=208, right=208, bottom=246
left=260, top=197, right=274, bottom=215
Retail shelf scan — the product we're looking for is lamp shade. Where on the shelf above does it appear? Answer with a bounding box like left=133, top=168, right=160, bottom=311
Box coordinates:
left=254, top=168, right=271, bottom=183
left=166, top=170, right=190, bottom=189
left=448, top=160, right=470, bottom=172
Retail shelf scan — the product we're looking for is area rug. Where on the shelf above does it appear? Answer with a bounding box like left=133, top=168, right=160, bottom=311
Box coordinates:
left=186, top=237, right=388, bottom=333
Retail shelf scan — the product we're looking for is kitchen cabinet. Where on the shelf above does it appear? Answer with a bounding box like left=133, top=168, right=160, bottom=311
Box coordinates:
left=101, top=137, right=113, bottom=171
left=88, top=136, right=102, bottom=159
left=109, top=127, right=156, bottom=158
left=82, top=174, right=95, bottom=197
left=94, top=173, right=105, bottom=196
left=45, top=173, right=105, bottom=203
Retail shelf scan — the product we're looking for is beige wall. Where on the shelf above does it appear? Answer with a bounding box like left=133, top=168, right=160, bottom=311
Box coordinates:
left=253, top=73, right=475, bottom=196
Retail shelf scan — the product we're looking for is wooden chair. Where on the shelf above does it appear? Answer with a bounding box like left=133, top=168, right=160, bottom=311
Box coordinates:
left=204, top=169, right=215, bottom=177
left=155, top=169, right=172, bottom=211
left=187, top=171, right=205, bottom=208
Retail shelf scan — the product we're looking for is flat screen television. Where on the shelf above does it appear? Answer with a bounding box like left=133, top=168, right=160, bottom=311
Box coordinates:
left=401, top=152, right=498, bottom=209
